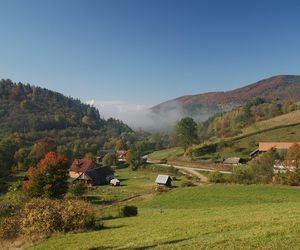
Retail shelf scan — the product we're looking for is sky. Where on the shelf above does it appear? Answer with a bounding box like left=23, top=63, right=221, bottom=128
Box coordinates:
left=1, top=0, right=300, bottom=122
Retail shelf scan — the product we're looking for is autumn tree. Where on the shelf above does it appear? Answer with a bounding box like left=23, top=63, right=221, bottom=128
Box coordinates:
left=126, top=143, right=144, bottom=170
left=23, top=152, right=69, bottom=199
left=284, top=144, right=300, bottom=185
left=28, top=138, right=56, bottom=166
left=115, top=138, right=127, bottom=151
left=102, top=153, right=118, bottom=166
left=175, top=117, right=198, bottom=152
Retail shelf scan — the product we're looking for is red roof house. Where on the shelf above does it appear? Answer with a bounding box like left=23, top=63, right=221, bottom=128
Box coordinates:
left=69, top=159, right=97, bottom=178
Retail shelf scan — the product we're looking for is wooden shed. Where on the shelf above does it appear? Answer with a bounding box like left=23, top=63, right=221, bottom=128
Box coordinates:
left=223, top=157, right=242, bottom=165
left=155, top=175, right=172, bottom=187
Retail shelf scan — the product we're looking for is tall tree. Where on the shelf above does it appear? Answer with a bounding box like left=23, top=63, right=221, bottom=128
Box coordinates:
left=126, top=142, right=144, bottom=170
left=23, top=152, right=69, bottom=199
left=175, top=117, right=198, bottom=152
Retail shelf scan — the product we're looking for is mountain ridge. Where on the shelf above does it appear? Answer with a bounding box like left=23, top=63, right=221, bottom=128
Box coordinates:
left=151, top=75, right=300, bottom=120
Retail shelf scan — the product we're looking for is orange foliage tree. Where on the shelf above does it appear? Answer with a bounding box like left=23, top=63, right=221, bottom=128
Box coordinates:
left=23, top=152, right=69, bottom=199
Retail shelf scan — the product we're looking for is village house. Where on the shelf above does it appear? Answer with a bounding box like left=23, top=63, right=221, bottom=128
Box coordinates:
left=117, top=150, right=128, bottom=161
left=69, top=159, right=97, bottom=178
left=73, top=166, right=114, bottom=187
left=250, top=142, right=300, bottom=158
left=155, top=175, right=172, bottom=187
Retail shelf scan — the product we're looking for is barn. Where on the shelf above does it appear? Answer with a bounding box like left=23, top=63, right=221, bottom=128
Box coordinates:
left=73, top=166, right=114, bottom=186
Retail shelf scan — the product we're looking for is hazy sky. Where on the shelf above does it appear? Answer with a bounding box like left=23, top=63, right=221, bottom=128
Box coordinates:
left=1, top=0, right=300, bottom=119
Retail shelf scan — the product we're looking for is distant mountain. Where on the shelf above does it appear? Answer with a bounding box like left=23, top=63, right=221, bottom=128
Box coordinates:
left=151, top=75, right=300, bottom=121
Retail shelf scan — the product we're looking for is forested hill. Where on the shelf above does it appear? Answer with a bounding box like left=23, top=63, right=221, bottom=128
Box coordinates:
left=0, top=79, right=131, bottom=133
left=0, top=79, right=133, bottom=180
left=152, top=75, right=300, bottom=121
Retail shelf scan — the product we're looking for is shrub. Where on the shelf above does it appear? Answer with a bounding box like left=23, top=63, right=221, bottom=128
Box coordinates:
left=231, top=166, right=253, bottom=184
left=0, top=216, right=20, bottom=240
left=181, top=180, right=195, bottom=187
left=155, top=185, right=169, bottom=192
left=21, top=199, right=63, bottom=234
left=208, top=171, right=227, bottom=183
left=21, top=198, right=96, bottom=235
left=119, top=205, right=138, bottom=217
left=249, top=150, right=277, bottom=184
left=60, top=199, right=95, bottom=232
left=0, top=203, right=14, bottom=218
left=68, top=182, right=87, bottom=197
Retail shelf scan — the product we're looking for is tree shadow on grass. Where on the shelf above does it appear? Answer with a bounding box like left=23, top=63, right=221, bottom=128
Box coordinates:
left=119, top=237, right=192, bottom=250
left=83, top=196, right=114, bottom=205
left=118, top=178, right=129, bottom=182
left=88, top=247, right=110, bottom=250
left=116, top=163, right=129, bottom=169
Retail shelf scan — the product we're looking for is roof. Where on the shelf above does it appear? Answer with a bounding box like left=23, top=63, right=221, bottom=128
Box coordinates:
left=249, top=149, right=260, bottom=157
left=258, top=142, right=300, bottom=151
left=117, top=150, right=128, bottom=158
left=223, top=157, right=241, bottom=164
left=155, top=175, right=171, bottom=185
left=75, top=166, right=114, bottom=185
left=69, top=159, right=97, bottom=173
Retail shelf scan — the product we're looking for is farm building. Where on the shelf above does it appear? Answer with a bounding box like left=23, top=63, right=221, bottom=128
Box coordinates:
left=250, top=142, right=300, bottom=158
left=69, top=159, right=97, bottom=178
left=117, top=150, right=128, bottom=160
left=73, top=166, right=114, bottom=186
left=223, top=157, right=242, bottom=165
left=155, top=175, right=172, bottom=187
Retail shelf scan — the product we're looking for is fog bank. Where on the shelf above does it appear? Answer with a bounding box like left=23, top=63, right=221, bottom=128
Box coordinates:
left=86, top=99, right=185, bottom=131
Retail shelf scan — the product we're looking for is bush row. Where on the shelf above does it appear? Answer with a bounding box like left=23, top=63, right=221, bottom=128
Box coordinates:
left=0, top=198, right=96, bottom=240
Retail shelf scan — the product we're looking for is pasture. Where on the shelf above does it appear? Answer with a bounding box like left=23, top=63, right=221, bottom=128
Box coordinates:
left=29, top=185, right=300, bottom=250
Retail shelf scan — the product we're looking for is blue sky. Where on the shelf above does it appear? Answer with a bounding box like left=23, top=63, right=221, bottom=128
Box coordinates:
left=1, top=0, right=300, bottom=116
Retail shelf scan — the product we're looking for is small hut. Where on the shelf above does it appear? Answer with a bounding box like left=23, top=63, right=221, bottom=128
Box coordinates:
left=223, top=157, right=242, bottom=165
left=155, top=175, right=172, bottom=187
left=110, top=178, right=121, bottom=186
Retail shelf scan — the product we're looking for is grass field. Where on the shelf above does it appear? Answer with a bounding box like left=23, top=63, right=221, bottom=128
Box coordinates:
left=242, top=110, right=300, bottom=135
left=148, top=147, right=185, bottom=161
left=28, top=185, right=300, bottom=250
left=82, top=163, right=185, bottom=208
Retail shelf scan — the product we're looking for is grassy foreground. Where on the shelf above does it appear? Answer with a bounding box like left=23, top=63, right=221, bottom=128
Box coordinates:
left=29, top=185, right=300, bottom=250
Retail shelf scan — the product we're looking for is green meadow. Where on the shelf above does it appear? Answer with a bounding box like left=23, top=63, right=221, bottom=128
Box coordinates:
left=29, top=185, right=300, bottom=250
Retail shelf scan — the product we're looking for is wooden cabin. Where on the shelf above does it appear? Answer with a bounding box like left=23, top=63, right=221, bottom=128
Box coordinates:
left=69, top=159, right=97, bottom=178
left=73, top=166, right=114, bottom=187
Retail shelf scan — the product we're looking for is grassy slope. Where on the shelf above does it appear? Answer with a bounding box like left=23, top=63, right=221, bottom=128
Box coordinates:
left=242, top=109, right=300, bottom=134
left=150, top=110, right=300, bottom=161
left=148, top=147, right=185, bottom=161
left=220, top=123, right=300, bottom=158
left=29, top=185, right=300, bottom=250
